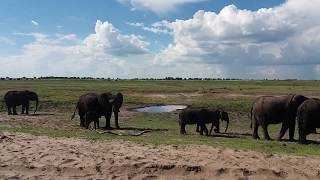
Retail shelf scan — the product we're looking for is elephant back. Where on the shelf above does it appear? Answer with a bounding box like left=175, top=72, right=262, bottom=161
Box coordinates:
left=291, top=95, right=308, bottom=108
left=4, top=91, right=24, bottom=105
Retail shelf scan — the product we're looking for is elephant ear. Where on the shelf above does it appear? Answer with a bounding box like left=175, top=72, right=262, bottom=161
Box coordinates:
left=99, top=93, right=113, bottom=105
left=216, top=107, right=223, bottom=117
left=108, top=99, right=115, bottom=103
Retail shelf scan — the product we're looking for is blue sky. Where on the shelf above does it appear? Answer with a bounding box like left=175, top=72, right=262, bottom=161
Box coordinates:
left=0, top=0, right=320, bottom=79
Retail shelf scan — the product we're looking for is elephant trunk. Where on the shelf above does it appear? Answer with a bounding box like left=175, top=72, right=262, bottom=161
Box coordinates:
left=34, top=97, right=39, bottom=114
left=224, top=118, right=229, bottom=132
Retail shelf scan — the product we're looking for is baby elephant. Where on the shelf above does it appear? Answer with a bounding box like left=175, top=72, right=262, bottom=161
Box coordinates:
left=196, top=109, right=229, bottom=134
left=179, top=108, right=229, bottom=136
left=84, top=111, right=100, bottom=129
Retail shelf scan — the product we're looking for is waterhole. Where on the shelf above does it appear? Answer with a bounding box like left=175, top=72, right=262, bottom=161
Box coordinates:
left=134, top=105, right=187, bottom=113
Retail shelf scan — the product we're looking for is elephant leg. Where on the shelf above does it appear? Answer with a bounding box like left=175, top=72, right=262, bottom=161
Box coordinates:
left=21, top=104, right=25, bottom=114
left=25, top=102, right=30, bottom=115
left=196, top=124, right=200, bottom=132
left=7, top=105, right=12, bottom=115
left=104, top=111, right=112, bottom=129
left=13, top=106, right=18, bottom=115
left=78, top=110, right=85, bottom=127
left=85, top=120, right=90, bottom=129
left=288, top=120, right=296, bottom=142
left=262, top=125, right=271, bottom=140
left=114, top=111, right=120, bottom=129
left=277, top=123, right=289, bottom=141
left=84, top=114, right=92, bottom=129
left=298, top=127, right=307, bottom=144
left=97, top=119, right=100, bottom=129
left=252, top=118, right=260, bottom=139
left=200, top=123, right=208, bottom=136
left=215, top=121, right=220, bottom=133
left=80, top=116, right=85, bottom=127
left=180, top=122, right=187, bottom=134
left=209, top=123, right=214, bottom=135
left=199, top=124, right=204, bottom=135
left=94, top=121, right=97, bottom=130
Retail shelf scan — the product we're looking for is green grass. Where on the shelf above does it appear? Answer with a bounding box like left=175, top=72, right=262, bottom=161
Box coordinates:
left=1, top=112, right=320, bottom=156
left=1, top=79, right=320, bottom=156
left=1, top=79, right=320, bottom=111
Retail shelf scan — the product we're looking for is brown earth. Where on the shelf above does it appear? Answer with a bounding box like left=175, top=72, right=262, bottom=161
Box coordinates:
left=0, top=107, right=136, bottom=130
left=0, top=132, right=320, bottom=180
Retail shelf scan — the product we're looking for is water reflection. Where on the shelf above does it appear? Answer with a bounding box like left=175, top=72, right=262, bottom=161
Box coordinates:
left=134, top=105, right=187, bottom=113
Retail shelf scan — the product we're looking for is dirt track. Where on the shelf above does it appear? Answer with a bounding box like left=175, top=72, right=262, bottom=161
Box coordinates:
left=1, top=132, right=320, bottom=180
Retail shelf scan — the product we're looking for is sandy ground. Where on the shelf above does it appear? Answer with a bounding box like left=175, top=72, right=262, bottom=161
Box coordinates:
left=0, top=107, right=136, bottom=130
left=1, top=132, right=320, bottom=180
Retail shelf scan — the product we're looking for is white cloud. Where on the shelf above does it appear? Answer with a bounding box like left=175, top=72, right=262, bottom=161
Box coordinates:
left=31, top=20, right=39, bottom=26
left=78, top=20, right=149, bottom=56
left=118, top=0, right=207, bottom=14
left=0, top=20, right=151, bottom=78
left=126, top=22, right=144, bottom=27
left=154, top=0, right=320, bottom=79
left=127, top=20, right=172, bottom=34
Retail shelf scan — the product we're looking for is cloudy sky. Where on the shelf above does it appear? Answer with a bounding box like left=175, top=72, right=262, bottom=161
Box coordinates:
left=0, top=0, right=319, bottom=79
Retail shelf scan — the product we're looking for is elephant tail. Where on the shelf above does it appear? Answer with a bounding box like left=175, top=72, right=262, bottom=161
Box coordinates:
left=250, top=106, right=253, bottom=129
left=71, top=103, right=78, bottom=120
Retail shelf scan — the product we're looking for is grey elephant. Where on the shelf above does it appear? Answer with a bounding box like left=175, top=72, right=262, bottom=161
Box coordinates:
left=251, top=94, right=307, bottom=141
left=297, top=98, right=320, bottom=144
left=4, top=90, right=39, bottom=115
left=84, top=111, right=100, bottom=129
left=196, top=108, right=229, bottom=134
left=179, top=108, right=230, bottom=136
left=71, top=92, right=123, bottom=129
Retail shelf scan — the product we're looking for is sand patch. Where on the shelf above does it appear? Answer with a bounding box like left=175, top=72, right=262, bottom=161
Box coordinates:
left=0, top=132, right=320, bottom=179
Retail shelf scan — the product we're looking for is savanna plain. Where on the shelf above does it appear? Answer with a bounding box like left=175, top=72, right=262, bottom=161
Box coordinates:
left=1, top=80, right=320, bottom=179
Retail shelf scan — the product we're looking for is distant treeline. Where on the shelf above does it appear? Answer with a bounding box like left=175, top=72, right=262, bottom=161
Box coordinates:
left=0, top=77, right=106, bottom=80
left=0, top=76, right=297, bottom=81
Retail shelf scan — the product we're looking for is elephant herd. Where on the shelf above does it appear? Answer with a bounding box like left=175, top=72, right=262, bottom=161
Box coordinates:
left=2, top=90, right=320, bottom=144
left=179, top=94, right=320, bottom=144
left=3, top=90, right=124, bottom=130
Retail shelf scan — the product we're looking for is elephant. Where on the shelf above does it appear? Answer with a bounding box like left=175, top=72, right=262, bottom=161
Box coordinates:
left=4, top=90, right=39, bottom=115
left=71, top=92, right=123, bottom=129
left=297, top=98, right=320, bottom=144
left=196, top=109, right=229, bottom=134
left=84, top=111, right=100, bottom=129
left=179, top=107, right=230, bottom=136
left=250, top=94, right=307, bottom=141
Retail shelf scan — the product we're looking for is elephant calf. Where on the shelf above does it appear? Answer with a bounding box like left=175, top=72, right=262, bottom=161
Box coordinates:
left=196, top=109, right=229, bottom=134
left=84, top=111, right=100, bottom=129
left=297, top=98, right=320, bottom=144
left=179, top=108, right=229, bottom=136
